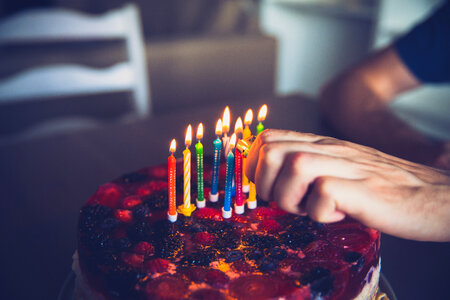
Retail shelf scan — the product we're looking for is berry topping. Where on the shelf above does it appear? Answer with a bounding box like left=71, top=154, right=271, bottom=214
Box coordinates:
left=303, top=240, right=340, bottom=262
left=328, top=228, right=371, bottom=252
left=137, top=181, right=168, bottom=197
left=121, top=252, right=144, bottom=269
left=232, top=261, right=255, bottom=273
left=300, top=267, right=333, bottom=297
left=249, top=207, right=287, bottom=220
left=187, top=289, right=226, bottom=300
left=133, top=204, right=151, bottom=219
left=258, top=219, right=282, bottom=233
left=193, top=232, right=216, bottom=246
left=79, top=205, right=113, bottom=232
left=145, top=275, right=188, bottom=300
left=114, top=209, right=133, bottom=223
left=229, top=275, right=279, bottom=299
left=225, top=250, right=243, bottom=262
left=114, top=238, right=132, bottom=251
left=100, top=217, right=120, bottom=231
left=204, top=270, right=229, bottom=288
left=181, top=250, right=215, bottom=267
left=127, top=221, right=154, bottom=242
left=147, top=166, right=168, bottom=179
left=133, top=241, right=155, bottom=256
left=144, top=258, right=170, bottom=274
left=94, top=183, right=124, bottom=208
left=180, top=266, right=208, bottom=283
left=266, top=247, right=287, bottom=261
left=344, top=251, right=365, bottom=271
left=121, top=196, right=143, bottom=209
left=258, top=257, right=278, bottom=273
left=281, top=231, right=314, bottom=249
left=194, top=207, right=222, bottom=221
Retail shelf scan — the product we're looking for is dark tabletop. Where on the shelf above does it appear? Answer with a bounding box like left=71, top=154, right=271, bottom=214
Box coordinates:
left=0, top=94, right=448, bottom=300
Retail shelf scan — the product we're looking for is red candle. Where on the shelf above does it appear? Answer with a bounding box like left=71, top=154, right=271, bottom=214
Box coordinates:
left=168, top=139, right=177, bottom=221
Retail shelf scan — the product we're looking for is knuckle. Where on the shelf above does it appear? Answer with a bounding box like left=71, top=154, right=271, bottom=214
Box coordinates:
left=314, top=177, right=332, bottom=196
left=290, top=153, right=309, bottom=176
left=260, top=143, right=279, bottom=164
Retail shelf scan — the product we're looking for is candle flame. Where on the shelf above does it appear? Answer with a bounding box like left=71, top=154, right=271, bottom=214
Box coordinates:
left=185, top=125, right=192, bottom=147
left=235, top=117, right=243, bottom=134
left=196, top=123, right=204, bottom=140
left=257, top=104, right=268, bottom=122
left=215, top=119, right=223, bottom=136
left=170, top=139, right=176, bottom=153
left=229, top=133, right=237, bottom=150
left=222, top=106, right=230, bottom=133
left=244, top=109, right=253, bottom=125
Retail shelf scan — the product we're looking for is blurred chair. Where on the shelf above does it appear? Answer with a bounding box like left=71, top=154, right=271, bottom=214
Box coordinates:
left=0, top=3, right=150, bottom=121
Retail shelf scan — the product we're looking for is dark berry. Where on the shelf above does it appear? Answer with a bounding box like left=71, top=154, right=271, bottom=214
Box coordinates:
left=79, top=205, right=113, bottom=232
left=181, top=250, right=215, bottom=267
left=258, top=257, right=277, bottom=272
left=144, top=190, right=169, bottom=211
left=214, top=233, right=240, bottom=251
left=225, top=250, right=243, bottom=262
left=100, top=217, right=120, bottom=231
left=122, top=172, right=148, bottom=183
left=281, top=231, right=314, bottom=249
left=229, top=275, right=278, bottom=299
left=114, top=238, right=132, bottom=251
left=266, top=247, right=287, bottom=261
left=300, top=267, right=333, bottom=297
left=344, top=251, right=365, bottom=271
left=133, top=204, right=151, bottom=220
left=121, top=252, right=144, bottom=268
left=145, top=275, right=188, bottom=300
left=144, top=258, right=170, bottom=274
left=127, top=221, right=154, bottom=242
left=82, top=230, right=112, bottom=252
left=244, top=249, right=264, bottom=262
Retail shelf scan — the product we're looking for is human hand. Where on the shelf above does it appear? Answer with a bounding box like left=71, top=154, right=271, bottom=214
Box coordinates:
left=245, top=129, right=450, bottom=242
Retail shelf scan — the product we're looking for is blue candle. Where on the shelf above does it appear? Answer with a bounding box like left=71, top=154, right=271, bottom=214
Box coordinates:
left=223, top=133, right=236, bottom=219
left=210, top=137, right=222, bottom=197
left=224, top=148, right=235, bottom=213
left=210, top=119, right=223, bottom=203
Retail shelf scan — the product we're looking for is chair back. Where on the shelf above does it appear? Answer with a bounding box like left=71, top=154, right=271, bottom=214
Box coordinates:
left=0, top=4, right=151, bottom=117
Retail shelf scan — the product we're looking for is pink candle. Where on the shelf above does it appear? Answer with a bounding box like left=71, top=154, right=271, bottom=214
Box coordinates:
left=235, top=146, right=243, bottom=207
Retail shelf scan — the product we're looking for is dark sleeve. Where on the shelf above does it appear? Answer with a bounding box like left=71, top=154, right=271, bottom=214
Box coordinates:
left=394, top=1, right=450, bottom=83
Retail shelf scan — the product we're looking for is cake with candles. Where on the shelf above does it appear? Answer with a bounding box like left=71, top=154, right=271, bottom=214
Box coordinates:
left=73, top=106, right=384, bottom=300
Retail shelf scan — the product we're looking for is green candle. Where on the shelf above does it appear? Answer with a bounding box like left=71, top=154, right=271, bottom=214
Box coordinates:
left=195, top=123, right=204, bottom=204
left=257, top=104, right=267, bottom=135
left=256, top=122, right=264, bottom=135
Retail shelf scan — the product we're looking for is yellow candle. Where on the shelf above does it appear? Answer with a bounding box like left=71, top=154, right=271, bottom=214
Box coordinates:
left=178, top=125, right=196, bottom=216
left=242, top=109, right=253, bottom=192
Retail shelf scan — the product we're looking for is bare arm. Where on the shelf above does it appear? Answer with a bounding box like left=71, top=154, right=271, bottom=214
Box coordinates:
left=319, top=46, right=449, bottom=168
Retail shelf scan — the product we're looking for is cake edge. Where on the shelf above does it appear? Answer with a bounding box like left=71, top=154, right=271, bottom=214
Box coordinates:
left=72, top=251, right=382, bottom=300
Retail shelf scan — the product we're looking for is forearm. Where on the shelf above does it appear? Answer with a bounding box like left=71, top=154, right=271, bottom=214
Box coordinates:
left=319, top=71, right=444, bottom=166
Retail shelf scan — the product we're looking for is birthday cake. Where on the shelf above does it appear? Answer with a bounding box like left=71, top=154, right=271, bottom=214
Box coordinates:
left=74, top=158, right=382, bottom=300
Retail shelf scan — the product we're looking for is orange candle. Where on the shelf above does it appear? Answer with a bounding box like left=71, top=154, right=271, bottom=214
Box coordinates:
left=242, top=109, right=253, bottom=193
left=168, top=139, right=177, bottom=222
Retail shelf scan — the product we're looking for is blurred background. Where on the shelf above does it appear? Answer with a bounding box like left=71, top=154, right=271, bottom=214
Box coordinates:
left=0, top=0, right=449, bottom=141
left=0, top=0, right=449, bottom=299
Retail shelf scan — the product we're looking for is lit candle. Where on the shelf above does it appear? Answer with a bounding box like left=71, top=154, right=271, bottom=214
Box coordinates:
left=234, top=118, right=244, bottom=214
left=210, top=119, right=222, bottom=202
left=222, top=106, right=231, bottom=157
left=223, top=133, right=236, bottom=219
left=195, top=123, right=205, bottom=208
left=257, top=104, right=268, bottom=135
left=178, top=125, right=196, bottom=216
left=168, top=139, right=177, bottom=222
left=242, top=109, right=253, bottom=193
